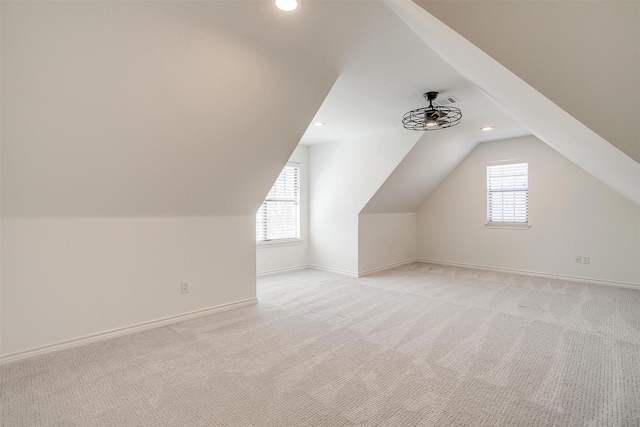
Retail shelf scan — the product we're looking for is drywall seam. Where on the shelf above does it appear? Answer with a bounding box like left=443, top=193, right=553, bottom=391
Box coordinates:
left=358, top=259, right=417, bottom=277
left=0, top=298, right=258, bottom=365
left=417, top=259, right=640, bottom=290
left=386, top=0, right=640, bottom=207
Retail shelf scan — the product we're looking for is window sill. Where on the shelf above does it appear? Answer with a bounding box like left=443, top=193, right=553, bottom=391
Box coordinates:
left=257, top=239, right=303, bottom=248
left=485, top=222, right=531, bottom=230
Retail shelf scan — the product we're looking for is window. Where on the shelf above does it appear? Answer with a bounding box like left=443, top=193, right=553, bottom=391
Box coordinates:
left=486, top=162, right=529, bottom=228
left=256, top=164, right=300, bottom=242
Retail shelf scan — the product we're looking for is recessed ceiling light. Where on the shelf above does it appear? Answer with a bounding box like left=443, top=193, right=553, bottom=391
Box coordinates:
left=276, top=0, right=300, bottom=12
left=481, top=126, right=494, bottom=131
left=312, top=122, right=325, bottom=127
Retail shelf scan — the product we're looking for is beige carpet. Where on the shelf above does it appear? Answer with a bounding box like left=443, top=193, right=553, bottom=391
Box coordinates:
left=2, top=263, right=640, bottom=426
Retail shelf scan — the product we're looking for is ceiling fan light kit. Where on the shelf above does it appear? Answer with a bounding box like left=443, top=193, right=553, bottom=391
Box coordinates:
left=402, top=91, right=462, bottom=131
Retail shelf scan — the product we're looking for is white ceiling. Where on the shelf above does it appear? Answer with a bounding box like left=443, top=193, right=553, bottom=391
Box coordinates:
left=1, top=1, right=381, bottom=217
left=3, top=0, right=637, bottom=219
left=299, top=2, right=529, bottom=146
left=385, top=0, right=640, bottom=208
left=304, top=0, right=639, bottom=210
left=417, top=0, right=640, bottom=163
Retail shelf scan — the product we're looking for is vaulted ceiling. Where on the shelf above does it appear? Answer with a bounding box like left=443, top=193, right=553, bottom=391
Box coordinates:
left=363, top=0, right=640, bottom=212
left=1, top=1, right=375, bottom=217
left=299, top=3, right=527, bottom=147
left=2, top=0, right=638, bottom=219
left=417, top=0, right=640, bottom=163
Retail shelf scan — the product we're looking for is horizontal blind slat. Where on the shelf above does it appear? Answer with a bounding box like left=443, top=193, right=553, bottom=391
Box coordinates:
left=257, top=165, right=301, bottom=242
left=487, top=162, right=528, bottom=224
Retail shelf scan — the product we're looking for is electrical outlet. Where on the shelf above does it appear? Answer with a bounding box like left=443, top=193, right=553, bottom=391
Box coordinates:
left=181, top=282, right=189, bottom=294
left=582, top=256, right=590, bottom=264
left=575, top=256, right=582, bottom=263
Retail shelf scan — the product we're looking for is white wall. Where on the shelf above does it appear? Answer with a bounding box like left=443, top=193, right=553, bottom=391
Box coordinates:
left=1, top=216, right=256, bottom=357
left=256, top=145, right=309, bottom=275
left=358, top=213, right=416, bottom=275
left=1, top=1, right=372, bottom=360
left=309, top=130, right=418, bottom=275
left=416, top=135, right=640, bottom=285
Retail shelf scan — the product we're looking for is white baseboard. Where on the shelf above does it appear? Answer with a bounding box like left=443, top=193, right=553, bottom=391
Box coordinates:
left=358, top=258, right=417, bottom=277
left=256, top=265, right=309, bottom=277
left=308, top=264, right=358, bottom=277
left=417, top=258, right=639, bottom=290
left=0, top=298, right=258, bottom=365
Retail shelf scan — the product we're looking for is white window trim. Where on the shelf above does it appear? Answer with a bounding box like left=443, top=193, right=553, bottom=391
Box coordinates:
left=485, top=160, right=530, bottom=230
left=256, top=238, right=303, bottom=248
left=485, top=222, right=531, bottom=230
left=256, top=162, right=301, bottom=244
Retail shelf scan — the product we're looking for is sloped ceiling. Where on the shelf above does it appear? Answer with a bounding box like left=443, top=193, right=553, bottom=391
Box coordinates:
left=300, top=1, right=527, bottom=147
left=361, top=82, right=530, bottom=213
left=365, top=0, right=639, bottom=212
left=4, top=1, right=637, bottom=219
left=1, top=1, right=375, bottom=217
left=416, top=0, right=640, bottom=163
left=298, top=1, right=529, bottom=215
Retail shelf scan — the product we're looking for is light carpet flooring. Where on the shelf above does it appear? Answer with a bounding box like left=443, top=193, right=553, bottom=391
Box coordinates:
left=2, top=263, right=640, bottom=426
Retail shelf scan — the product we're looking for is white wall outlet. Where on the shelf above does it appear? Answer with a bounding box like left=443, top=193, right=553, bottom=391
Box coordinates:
left=575, top=256, right=582, bottom=263
left=181, top=282, right=189, bottom=294
left=582, top=256, right=590, bottom=264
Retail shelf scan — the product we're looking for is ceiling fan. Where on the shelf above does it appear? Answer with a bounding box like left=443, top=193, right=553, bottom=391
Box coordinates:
left=402, top=91, right=462, bottom=131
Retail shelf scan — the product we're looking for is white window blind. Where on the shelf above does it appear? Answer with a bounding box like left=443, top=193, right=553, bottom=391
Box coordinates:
left=256, top=164, right=300, bottom=242
left=487, top=162, right=528, bottom=224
